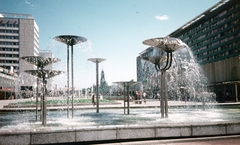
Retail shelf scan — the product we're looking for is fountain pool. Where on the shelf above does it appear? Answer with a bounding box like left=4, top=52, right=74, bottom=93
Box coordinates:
left=1, top=104, right=240, bottom=132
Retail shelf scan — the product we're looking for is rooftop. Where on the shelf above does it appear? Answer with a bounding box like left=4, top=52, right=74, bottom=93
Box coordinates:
left=0, top=12, right=34, bottom=19
left=169, top=0, right=230, bottom=35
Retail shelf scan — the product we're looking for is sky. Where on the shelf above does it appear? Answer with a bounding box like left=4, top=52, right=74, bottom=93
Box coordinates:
left=0, top=0, right=220, bottom=89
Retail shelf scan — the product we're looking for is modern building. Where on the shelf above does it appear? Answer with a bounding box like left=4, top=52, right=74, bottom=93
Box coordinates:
left=0, top=66, right=17, bottom=100
left=137, top=0, right=240, bottom=102
left=0, top=12, right=39, bottom=98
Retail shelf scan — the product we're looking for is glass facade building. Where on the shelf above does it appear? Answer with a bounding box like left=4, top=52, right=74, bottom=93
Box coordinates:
left=137, top=0, right=240, bottom=102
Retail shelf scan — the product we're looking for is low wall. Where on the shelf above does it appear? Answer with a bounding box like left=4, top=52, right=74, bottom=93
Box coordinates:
left=0, top=121, right=240, bottom=144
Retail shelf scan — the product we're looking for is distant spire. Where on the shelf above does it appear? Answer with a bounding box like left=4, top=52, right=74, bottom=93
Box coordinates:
left=100, top=69, right=105, bottom=84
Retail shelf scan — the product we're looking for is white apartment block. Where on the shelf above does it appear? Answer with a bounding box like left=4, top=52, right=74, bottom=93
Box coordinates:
left=0, top=12, right=39, bottom=91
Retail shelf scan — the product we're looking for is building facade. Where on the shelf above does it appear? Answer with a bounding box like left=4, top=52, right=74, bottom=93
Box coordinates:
left=0, top=12, right=39, bottom=72
left=0, top=66, right=17, bottom=99
left=137, top=0, right=240, bottom=102
left=0, top=12, right=39, bottom=99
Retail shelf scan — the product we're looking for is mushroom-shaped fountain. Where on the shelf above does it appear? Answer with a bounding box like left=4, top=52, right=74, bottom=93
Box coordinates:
left=21, top=56, right=62, bottom=125
left=88, top=58, right=106, bottom=113
left=113, top=81, right=139, bottom=115
left=54, top=35, right=87, bottom=118
left=141, top=36, right=187, bottom=118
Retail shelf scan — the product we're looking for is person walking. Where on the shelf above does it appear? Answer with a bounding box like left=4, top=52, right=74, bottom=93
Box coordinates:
left=91, top=93, right=96, bottom=106
left=143, top=92, right=146, bottom=104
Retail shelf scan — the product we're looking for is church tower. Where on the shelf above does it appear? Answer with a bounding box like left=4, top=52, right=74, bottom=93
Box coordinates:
left=100, top=69, right=105, bottom=86
left=99, top=69, right=108, bottom=95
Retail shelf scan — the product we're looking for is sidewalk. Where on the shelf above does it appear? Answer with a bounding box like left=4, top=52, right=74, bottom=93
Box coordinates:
left=94, top=135, right=240, bottom=145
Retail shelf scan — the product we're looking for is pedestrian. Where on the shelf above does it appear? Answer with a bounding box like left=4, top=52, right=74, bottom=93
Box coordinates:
left=138, top=91, right=142, bottom=104
left=143, top=92, right=146, bottom=104
left=157, top=93, right=160, bottom=100
left=92, top=93, right=96, bottom=106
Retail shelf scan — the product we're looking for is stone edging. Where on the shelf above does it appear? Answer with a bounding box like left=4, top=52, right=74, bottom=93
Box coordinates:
left=0, top=121, right=240, bottom=144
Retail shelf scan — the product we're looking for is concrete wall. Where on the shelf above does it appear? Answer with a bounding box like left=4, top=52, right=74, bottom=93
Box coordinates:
left=1, top=121, right=240, bottom=144
left=202, top=56, right=240, bottom=83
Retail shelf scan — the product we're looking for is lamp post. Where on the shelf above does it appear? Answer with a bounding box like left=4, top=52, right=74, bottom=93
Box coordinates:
left=54, top=35, right=87, bottom=118
left=88, top=58, right=106, bottom=113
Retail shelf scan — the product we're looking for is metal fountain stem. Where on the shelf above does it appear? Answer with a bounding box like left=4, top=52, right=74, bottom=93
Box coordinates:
left=54, top=35, right=87, bottom=118
left=88, top=58, right=106, bottom=113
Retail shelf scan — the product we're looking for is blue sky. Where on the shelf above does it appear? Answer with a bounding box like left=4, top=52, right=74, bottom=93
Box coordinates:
left=0, top=0, right=220, bottom=89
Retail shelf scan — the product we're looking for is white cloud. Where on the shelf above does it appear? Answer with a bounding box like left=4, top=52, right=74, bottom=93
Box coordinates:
left=155, top=15, right=169, bottom=21
left=25, top=0, right=35, bottom=7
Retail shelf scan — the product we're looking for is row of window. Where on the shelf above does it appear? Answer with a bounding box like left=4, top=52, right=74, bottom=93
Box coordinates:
left=0, top=29, right=19, bottom=33
left=185, top=18, right=239, bottom=47
left=0, top=48, right=19, bottom=51
left=0, top=66, right=18, bottom=70
left=0, top=54, right=19, bottom=57
left=0, top=60, right=19, bottom=63
left=192, top=31, right=239, bottom=53
left=0, top=41, right=19, bottom=45
left=182, top=3, right=240, bottom=38
left=196, top=41, right=238, bottom=58
left=0, top=35, right=19, bottom=39
left=198, top=49, right=237, bottom=64
left=0, top=23, right=19, bottom=28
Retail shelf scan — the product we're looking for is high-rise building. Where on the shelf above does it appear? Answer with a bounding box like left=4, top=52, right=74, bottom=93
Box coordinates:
left=0, top=12, right=39, bottom=72
left=137, top=0, right=240, bottom=102
left=0, top=12, right=39, bottom=97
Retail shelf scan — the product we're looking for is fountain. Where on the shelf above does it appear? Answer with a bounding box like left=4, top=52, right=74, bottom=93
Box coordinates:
left=21, top=56, right=62, bottom=125
left=0, top=36, right=240, bottom=144
left=88, top=58, right=106, bottom=113
left=54, top=35, right=87, bottom=118
left=141, top=36, right=188, bottom=118
left=113, top=81, right=139, bottom=115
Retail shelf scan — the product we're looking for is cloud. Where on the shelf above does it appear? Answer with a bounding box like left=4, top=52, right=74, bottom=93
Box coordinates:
left=24, top=0, right=35, bottom=8
left=155, top=15, right=169, bottom=21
